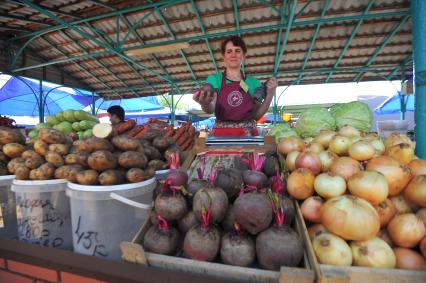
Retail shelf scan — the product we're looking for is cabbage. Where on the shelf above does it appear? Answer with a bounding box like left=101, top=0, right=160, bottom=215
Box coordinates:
left=331, top=101, right=372, bottom=132
left=268, top=123, right=298, bottom=143
left=295, top=107, right=336, bottom=138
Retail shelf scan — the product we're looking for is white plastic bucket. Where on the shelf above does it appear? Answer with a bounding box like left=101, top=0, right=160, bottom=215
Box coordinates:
left=0, top=175, right=17, bottom=238
left=11, top=179, right=72, bottom=249
left=66, top=177, right=156, bottom=261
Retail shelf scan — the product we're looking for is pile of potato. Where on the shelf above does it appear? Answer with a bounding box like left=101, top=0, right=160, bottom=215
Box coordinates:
left=1, top=126, right=182, bottom=185
left=0, top=127, right=26, bottom=176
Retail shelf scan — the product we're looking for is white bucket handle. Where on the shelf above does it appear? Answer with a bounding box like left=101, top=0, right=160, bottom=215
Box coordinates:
left=109, top=193, right=153, bottom=210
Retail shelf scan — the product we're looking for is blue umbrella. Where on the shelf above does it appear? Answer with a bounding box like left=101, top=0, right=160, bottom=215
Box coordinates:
left=94, top=96, right=163, bottom=113
left=0, top=76, right=96, bottom=116
left=375, top=92, right=414, bottom=115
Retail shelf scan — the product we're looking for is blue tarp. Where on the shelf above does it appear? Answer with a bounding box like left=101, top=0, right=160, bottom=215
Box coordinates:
left=0, top=76, right=96, bottom=116
left=95, top=96, right=163, bottom=113
left=375, top=93, right=415, bottom=115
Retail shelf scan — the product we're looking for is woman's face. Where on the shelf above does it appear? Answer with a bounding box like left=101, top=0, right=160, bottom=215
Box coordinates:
left=222, top=41, right=245, bottom=69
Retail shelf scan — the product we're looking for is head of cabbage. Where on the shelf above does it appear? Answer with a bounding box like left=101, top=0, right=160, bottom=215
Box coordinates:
left=268, top=123, right=298, bottom=143
left=295, top=107, right=336, bottom=138
left=331, top=101, right=372, bottom=132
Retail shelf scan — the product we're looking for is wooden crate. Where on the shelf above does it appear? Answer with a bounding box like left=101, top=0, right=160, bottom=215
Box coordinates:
left=121, top=139, right=315, bottom=283
left=295, top=202, right=426, bottom=283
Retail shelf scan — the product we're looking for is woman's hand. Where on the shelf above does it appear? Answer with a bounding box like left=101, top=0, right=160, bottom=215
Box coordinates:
left=193, top=88, right=217, bottom=114
left=266, top=77, right=278, bottom=95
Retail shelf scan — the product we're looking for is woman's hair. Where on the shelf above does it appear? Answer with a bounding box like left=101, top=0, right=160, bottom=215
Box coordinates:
left=220, top=36, right=247, bottom=54
left=107, top=105, right=125, bottom=121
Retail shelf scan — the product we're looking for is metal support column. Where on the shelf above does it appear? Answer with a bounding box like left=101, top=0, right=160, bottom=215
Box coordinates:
left=91, top=92, right=96, bottom=115
left=412, top=0, right=426, bottom=158
left=39, top=80, right=43, bottom=123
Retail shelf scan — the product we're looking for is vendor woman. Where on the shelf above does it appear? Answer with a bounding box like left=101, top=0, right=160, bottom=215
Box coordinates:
left=193, top=36, right=278, bottom=136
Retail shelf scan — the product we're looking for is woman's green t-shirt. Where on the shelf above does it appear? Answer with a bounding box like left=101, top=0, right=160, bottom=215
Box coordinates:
left=205, top=73, right=261, bottom=97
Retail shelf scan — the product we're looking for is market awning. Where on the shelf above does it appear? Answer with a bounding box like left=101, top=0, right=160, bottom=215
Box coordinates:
left=94, top=96, right=163, bottom=113
left=375, top=93, right=414, bottom=115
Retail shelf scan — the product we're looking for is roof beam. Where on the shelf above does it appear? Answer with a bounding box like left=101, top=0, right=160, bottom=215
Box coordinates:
left=273, top=0, right=297, bottom=75
left=386, top=55, right=413, bottom=80
left=325, top=0, right=374, bottom=83
left=0, top=24, right=32, bottom=32
left=191, top=0, right=218, bottom=74
left=86, top=0, right=116, bottom=11
left=353, top=15, right=410, bottom=82
left=0, top=14, right=52, bottom=26
left=10, top=9, right=410, bottom=73
left=295, top=0, right=329, bottom=84
left=273, top=0, right=287, bottom=77
left=295, top=0, right=315, bottom=17
left=232, top=0, right=240, bottom=35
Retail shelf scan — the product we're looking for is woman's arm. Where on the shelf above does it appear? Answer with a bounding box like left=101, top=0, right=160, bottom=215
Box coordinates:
left=252, top=77, right=278, bottom=120
left=193, top=90, right=217, bottom=114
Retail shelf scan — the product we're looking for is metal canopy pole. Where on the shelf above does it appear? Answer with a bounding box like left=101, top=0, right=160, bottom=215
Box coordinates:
left=39, top=79, right=43, bottom=123
left=412, top=0, right=426, bottom=158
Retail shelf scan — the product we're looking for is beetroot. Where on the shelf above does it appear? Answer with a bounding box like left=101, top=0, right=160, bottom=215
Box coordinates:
left=178, top=211, right=198, bottom=234
left=263, top=152, right=279, bottom=177
left=187, top=157, right=208, bottom=202
left=256, top=192, right=304, bottom=270
left=281, top=196, right=295, bottom=226
left=221, top=204, right=236, bottom=232
left=193, top=170, right=228, bottom=223
left=214, top=168, right=243, bottom=198
left=143, top=215, right=180, bottom=255
left=220, top=224, right=255, bottom=267
left=183, top=201, right=220, bottom=261
left=242, top=153, right=268, bottom=189
left=166, top=152, right=188, bottom=187
left=269, top=171, right=286, bottom=195
left=233, top=155, right=249, bottom=172
left=154, top=178, right=188, bottom=221
left=233, top=191, right=272, bottom=235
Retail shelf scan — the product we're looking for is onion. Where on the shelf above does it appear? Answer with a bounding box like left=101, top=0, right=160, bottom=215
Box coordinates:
left=301, top=196, right=324, bottom=223
left=314, top=172, right=346, bottom=199
left=308, top=224, right=328, bottom=241
left=364, top=132, right=380, bottom=141
left=329, top=157, right=362, bottom=181
left=329, top=135, right=351, bottom=156
left=404, top=175, right=426, bottom=207
left=304, top=137, right=314, bottom=144
left=366, top=156, right=412, bottom=196
left=307, top=142, right=324, bottom=154
left=318, top=150, right=338, bottom=172
left=374, top=199, right=397, bottom=228
left=408, top=159, right=426, bottom=177
left=420, top=237, right=426, bottom=258
left=369, top=139, right=386, bottom=156
left=377, top=229, right=394, bottom=247
left=287, top=168, right=315, bottom=200
left=312, top=233, right=352, bottom=266
left=314, top=130, right=336, bottom=148
left=417, top=208, right=426, bottom=226
left=390, top=195, right=418, bottom=214
left=285, top=151, right=300, bottom=172
left=394, top=248, right=426, bottom=270
left=347, top=171, right=388, bottom=205
left=385, top=143, right=415, bottom=165
left=278, top=136, right=306, bottom=156
left=350, top=237, right=396, bottom=268
left=348, top=141, right=375, bottom=161
left=339, top=125, right=361, bottom=138
left=384, top=133, right=414, bottom=148
left=321, top=195, right=380, bottom=241
left=295, top=151, right=322, bottom=176
left=387, top=213, right=426, bottom=248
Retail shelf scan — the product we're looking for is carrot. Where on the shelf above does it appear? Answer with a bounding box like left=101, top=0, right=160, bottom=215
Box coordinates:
left=180, top=137, right=192, bottom=150
left=176, top=132, right=189, bottom=146
left=182, top=141, right=194, bottom=151
left=134, top=127, right=150, bottom=138
left=115, top=119, right=136, bottom=134
left=164, top=125, right=174, bottom=138
left=188, top=126, right=195, bottom=136
left=172, top=125, right=185, bottom=141
left=126, top=125, right=144, bottom=137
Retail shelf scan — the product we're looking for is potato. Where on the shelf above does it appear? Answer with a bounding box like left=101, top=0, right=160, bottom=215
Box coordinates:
left=2, top=143, right=26, bottom=158
left=148, top=159, right=167, bottom=171
left=79, top=137, right=113, bottom=153
left=45, top=151, right=64, bottom=167
left=34, top=140, right=49, bottom=156
left=7, top=157, right=25, bottom=174
left=112, top=135, right=140, bottom=151
left=99, top=169, right=124, bottom=186
left=118, top=151, right=148, bottom=169
left=15, top=166, right=30, bottom=180
left=29, top=163, right=55, bottom=180
left=126, top=168, right=146, bottom=183
left=152, top=137, right=170, bottom=152
left=139, top=139, right=151, bottom=147
left=145, top=166, right=156, bottom=179
left=54, top=165, right=83, bottom=182
left=76, top=170, right=99, bottom=185
left=0, top=162, right=9, bottom=176
left=24, top=156, right=44, bottom=169
left=0, top=152, right=9, bottom=164
left=65, top=153, right=78, bottom=165
left=87, top=150, right=117, bottom=171
left=142, top=129, right=161, bottom=141
left=65, top=152, right=89, bottom=167
left=69, top=145, right=79, bottom=154
left=48, top=143, right=69, bottom=155
left=0, top=127, right=25, bottom=145
left=21, top=150, right=41, bottom=160
left=144, top=145, right=162, bottom=160
left=39, top=128, right=66, bottom=144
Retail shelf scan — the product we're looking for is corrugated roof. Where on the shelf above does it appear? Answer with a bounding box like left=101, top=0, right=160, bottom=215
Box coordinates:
left=0, top=0, right=412, bottom=99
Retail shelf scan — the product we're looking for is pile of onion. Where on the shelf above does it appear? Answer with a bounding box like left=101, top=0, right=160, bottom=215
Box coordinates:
left=312, top=233, right=352, bottom=266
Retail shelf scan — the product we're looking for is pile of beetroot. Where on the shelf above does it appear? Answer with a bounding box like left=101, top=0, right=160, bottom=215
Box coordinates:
left=143, top=152, right=304, bottom=271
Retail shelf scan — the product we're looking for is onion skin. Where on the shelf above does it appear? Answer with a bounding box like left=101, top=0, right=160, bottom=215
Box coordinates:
left=318, top=150, right=338, bottom=172
left=285, top=151, right=300, bottom=172
left=403, top=175, right=426, bottom=207
left=377, top=229, right=394, bottom=247
left=350, top=237, right=396, bottom=268
left=308, top=224, right=328, bottom=241
left=287, top=168, right=315, bottom=200
left=387, top=213, right=426, bottom=248
left=314, top=172, right=346, bottom=199
left=347, top=171, right=389, bottom=205
left=314, top=130, right=336, bottom=148
left=408, top=159, right=426, bottom=177
left=301, top=196, right=323, bottom=223
left=420, top=237, right=426, bottom=258
left=366, top=156, right=412, bottom=196
left=278, top=136, right=306, bottom=156
left=417, top=208, right=426, bottom=226
left=308, top=142, right=324, bottom=154
left=394, top=248, right=426, bottom=270
left=329, top=157, right=362, bottom=181
left=339, top=125, right=361, bottom=138
left=295, top=151, right=322, bottom=176
left=349, top=141, right=375, bottom=161
left=312, top=233, right=352, bottom=266
left=385, top=143, right=415, bottom=165
left=329, top=135, right=351, bottom=156
left=390, top=195, right=418, bottom=214
left=374, top=199, right=397, bottom=228
left=384, top=133, right=414, bottom=148
left=369, top=139, right=386, bottom=156
left=321, top=195, right=380, bottom=241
